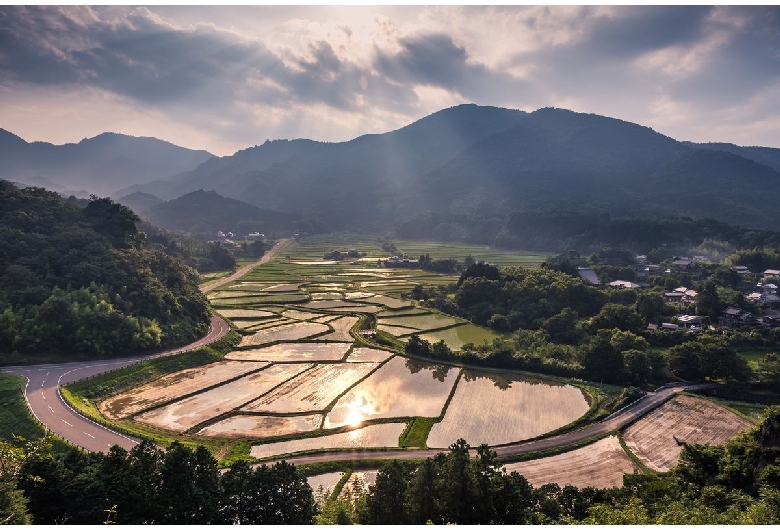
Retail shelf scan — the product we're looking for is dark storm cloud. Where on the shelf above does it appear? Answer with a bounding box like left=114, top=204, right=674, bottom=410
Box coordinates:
left=374, top=32, right=533, bottom=103
left=509, top=5, right=780, bottom=109
left=581, top=6, right=711, bottom=59
left=0, top=6, right=416, bottom=114
left=664, top=6, right=780, bottom=106
left=0, top=6, right=280, bottom=107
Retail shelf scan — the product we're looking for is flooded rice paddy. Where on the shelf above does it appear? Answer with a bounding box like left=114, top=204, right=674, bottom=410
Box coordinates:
left=226, top=342, right=352, bottom=362
left=324, top=356, right=459, bottom=429
left=104, top=237, right=594, bottom=461
left=427, top=371, right=590, bottom=447
left=198, top=414, right=323, bottom=438
left=250, top=423, right=407, bottom=459
left=100, top=361, right=269, bottom=419
left=135, top=363, right=313, bottom=432
left=241, top=363, right=380, bottom=414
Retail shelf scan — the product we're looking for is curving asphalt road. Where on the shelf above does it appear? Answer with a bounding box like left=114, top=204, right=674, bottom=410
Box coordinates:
left=1, top=239, right=288, bottom=453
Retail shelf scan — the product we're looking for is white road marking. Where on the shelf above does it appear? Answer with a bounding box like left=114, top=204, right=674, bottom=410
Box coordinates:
left=41, top=392, right=45, bottom=400
left=48, top=405, right=54, bottom=412
left=85, top=432, right=95, bottom=439
left=61, top=419, right=72, bottom=426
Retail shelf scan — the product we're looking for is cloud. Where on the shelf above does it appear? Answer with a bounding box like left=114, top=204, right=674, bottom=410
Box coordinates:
left=0, top=5, right=779, bottom=152
left=374, top=32, right=534, bottom=105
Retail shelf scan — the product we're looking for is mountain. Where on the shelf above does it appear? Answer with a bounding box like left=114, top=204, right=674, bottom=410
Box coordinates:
left=0, top=129, right=214, bottom=197
left=119, top=104, right=780, bottom=232
left=114, top=191, right=165, bottom=215
left=685, top=141, right=780, bottom=173
left=143, top=189, right=329, bottom=239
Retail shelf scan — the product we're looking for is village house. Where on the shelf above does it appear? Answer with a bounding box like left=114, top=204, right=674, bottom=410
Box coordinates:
left=664, top=286, right=697, bottom=307
left=719, top=307, right=758, bottom=327
left=747, top=282, right=780, bottom=308
left=577, top=267, right=600, bottom=285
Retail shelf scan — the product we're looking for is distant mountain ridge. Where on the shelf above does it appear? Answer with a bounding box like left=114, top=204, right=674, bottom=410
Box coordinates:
left=118, top=104, right=780, bottom=231
left=0, top=129, right=214, bottom=197
left=9, top=105, right=780, bottom=232
left=141, top=189, right=329, bottom=239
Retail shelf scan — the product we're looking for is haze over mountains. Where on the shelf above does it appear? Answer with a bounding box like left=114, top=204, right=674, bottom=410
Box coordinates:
left=4, top=104, right=780, bottom=233
left=0, top=129, right=212, bottom=197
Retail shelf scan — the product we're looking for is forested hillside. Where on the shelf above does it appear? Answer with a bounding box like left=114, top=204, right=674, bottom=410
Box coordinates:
left=119, top=104, right=780, bottom=232
left=142, top=189, right=330, bottom=240
left=0, top=181, right=210, bottom=360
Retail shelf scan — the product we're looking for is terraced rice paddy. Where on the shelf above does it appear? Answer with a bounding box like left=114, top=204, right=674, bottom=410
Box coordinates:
left=241, top=363, right=380, bottom=414
left=239, top=322, right=330, bottom=346
left=226, top=342, right=352, bottom=362
left=324, top=357, right=459, bottom=429
left=250, top=423, right=407, bottom=459
left=135, top=363, right=313, bottom=432
left=319, top=316, right=359, bottom=342
left=377, top=324, right=420, bottom=336
left=231, top=319, right=279, bottom=330
left=504, top=436, right=641, bottom=489
left=214, top=309, right=276, bottom=318
left=105, top=235, right=596, bottom=462
left=622, top=395, right=753, bottom=472
left=100, top=361, right=269, bottom=419
left=282, top=309, right=325, bottom=320
left=198, top=414, right=322, bottom=438
left=346, top=348, right=395, bottom=363
left=426, top=371, right=589, bottom=447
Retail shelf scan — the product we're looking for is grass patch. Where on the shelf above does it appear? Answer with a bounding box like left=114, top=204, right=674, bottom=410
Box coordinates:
left=399, top=418, right=436, bottom=449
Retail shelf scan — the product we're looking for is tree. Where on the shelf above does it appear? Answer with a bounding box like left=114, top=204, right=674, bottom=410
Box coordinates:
left=581, top=329, right=625, bottom=383
left=589, top=303, right=644, bottom=333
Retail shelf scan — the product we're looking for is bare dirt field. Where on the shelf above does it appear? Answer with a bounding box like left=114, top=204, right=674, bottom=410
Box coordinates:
left=504, top=436, right=641, bottom=489
left=622, top=395, right=754, bottom=472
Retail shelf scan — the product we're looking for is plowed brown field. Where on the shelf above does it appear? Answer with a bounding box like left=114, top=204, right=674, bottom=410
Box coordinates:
left=622, top=395, right=754, bottom=472
left=504, top=436, right=640, bottom=489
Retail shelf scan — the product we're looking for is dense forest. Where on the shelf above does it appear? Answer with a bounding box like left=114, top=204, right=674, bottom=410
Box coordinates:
left=6, top=439, right=315, bottom=524
left=3, top=409, right=780, bottom=524
left=0, top=181, right=211, bottom=360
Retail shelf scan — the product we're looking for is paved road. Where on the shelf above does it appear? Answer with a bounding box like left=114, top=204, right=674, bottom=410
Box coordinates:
left=265, top=383, right=714, bottom=466
left=1, top=239, right=288, bottom=453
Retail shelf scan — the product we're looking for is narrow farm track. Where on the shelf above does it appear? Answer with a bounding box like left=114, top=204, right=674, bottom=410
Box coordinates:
left=1, top=239, right=289, bottom=453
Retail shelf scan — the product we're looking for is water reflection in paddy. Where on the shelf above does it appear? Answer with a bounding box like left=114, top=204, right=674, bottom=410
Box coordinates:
left=324, top=356, right=459, bottom=429
left=427, top=370, right=589, bottom=448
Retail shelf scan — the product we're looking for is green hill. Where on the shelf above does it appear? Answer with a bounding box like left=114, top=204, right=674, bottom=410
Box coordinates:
left=0, top=180, right=210, bottom=361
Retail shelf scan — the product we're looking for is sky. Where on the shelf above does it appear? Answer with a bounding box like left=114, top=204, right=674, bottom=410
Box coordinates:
left=1, top=4, right=779, bottom=156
